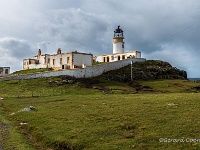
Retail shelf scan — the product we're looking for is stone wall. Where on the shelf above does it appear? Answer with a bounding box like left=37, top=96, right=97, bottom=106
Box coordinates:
left=0, top=58, right=146, bottom=81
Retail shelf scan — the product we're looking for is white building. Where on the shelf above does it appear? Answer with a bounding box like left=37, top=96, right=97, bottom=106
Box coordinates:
left=23, top=49, right=93, bottom=70
left=0, top=67, right=10, bottom=76
left=95, top=26, right=142, bottom=63
left=95, top=51, right=141, bottom=63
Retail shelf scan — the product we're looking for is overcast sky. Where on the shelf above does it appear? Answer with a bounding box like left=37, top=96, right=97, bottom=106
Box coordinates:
left=0, top=0, right=199, bottom=77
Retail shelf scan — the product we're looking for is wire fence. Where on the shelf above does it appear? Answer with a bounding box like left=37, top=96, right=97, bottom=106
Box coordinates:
left=1, top=87, right=71, bottom=98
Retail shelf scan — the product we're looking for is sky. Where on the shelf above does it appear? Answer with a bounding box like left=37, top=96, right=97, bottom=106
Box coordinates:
left=0, top=0, right=200, bottom=78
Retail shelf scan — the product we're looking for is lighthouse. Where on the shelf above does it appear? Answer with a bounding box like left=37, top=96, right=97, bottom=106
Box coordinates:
left=113, top=25, right=125, bottom=54
left=95, top=25, right=142, bottom=63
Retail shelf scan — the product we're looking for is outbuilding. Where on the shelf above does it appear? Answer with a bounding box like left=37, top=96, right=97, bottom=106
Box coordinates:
left=0, top=67, right=10, bottom=76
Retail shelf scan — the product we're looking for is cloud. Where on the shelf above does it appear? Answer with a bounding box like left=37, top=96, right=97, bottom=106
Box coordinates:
left=143, top=43, right=200, bottom=77
left=0, top=37, right=34, bottom=72
left=0, top=37, right=34, bottom=58
left=35, top=8, right=111, bottom=54
left=37, top=41, right=49, bottom=53
left=0, top=0, right=200, bottom=77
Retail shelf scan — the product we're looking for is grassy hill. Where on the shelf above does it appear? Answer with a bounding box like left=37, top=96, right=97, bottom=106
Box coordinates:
left=103, top=60, right=187, bottom=81
left=0, top=60, right=200, bottom=150
left=11, top=68, right=53, bottom=75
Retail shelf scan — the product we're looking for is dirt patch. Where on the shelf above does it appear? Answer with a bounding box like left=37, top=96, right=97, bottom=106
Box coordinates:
left=0, top=120, right=15, bottom=150
left=192, top=86, right=200, bottom=91
left=0, top=126, right=3, bottom=150
left=0, top=120, right=9, bottom=150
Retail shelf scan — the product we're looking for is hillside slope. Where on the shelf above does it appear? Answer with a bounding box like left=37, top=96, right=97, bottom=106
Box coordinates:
left=103, top=60, right=187, bottom=82
left=52, top=60, right=193, bottom=94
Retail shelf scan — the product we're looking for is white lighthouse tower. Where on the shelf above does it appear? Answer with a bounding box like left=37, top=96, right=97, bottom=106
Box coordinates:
left=113, top=25, right=125, bottom=54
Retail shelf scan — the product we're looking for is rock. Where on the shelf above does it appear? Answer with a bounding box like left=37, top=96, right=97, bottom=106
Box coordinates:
left=10, top=106, right=36, bottom=116
left=19, top=106, right=36, bottom=112
left=168, top=103, right=177, bottom=106
left=20, top=122, right=28, bottom=125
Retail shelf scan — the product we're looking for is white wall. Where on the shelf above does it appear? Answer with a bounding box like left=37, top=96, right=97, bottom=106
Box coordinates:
left=73, top=53, right=92, bottom=67
left=23, top=60, right=29, bottom=69
left=0, top=67, right=10, bottom=76
left=38, top=55, right=45, bottom=64
left=113, top=42, right=124, bottom=54
left=96, top=52, right=139, bottom=63
left=29, top=64, right=48, bottom=69
left=136, top=52, right=141, bottom=58
left=24, top=52, right=93, bottom=70
left=49, top=54, right=62, bottom=68
left=0, top=58, right=145, bottom=81
left=96, top=55, right=104, bottom=62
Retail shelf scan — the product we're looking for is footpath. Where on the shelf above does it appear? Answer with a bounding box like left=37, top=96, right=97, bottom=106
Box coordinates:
left=0, top=120, right=4, bottom=150
left=0, top=120, right=13, bottom=150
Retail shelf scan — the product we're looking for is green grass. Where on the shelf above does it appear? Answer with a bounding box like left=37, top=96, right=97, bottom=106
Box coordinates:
left=92, top=62, right=108, bottom=66
left=11, top=68, right=53, bottom=75
left=0, top=113, right=35, bottom=150
left=139, top=79, right=199, bottom=93
left=1, top=77, right=200, bottom=149
left=1, top=93, right=200, bottom=149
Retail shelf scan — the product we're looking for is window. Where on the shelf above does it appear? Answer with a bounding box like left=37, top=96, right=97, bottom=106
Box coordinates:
left=48, top=58, right=50, bottom=64
left=0, top=68, right=3, bottom=74
left=107, top=56, right=109, bottom=62
left=122, top=55, right=125, bottom=59
left=5, top=69, right=9, bottom=74
left=60, top=58, right=62, bottom=64
left=118, top=56, right=120, bottom=60
left=53, top=59, right=55, bottom=65
left=67, top=57, right=70, bottom=64
left=103, top=57, right=106, bottom=62
left=111, top=56, right=114, bottom=60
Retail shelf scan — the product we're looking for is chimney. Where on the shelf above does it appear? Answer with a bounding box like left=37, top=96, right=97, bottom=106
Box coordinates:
left=38, top=49, right=41, bottom=56
left=57, top=48, right=61, bottom=54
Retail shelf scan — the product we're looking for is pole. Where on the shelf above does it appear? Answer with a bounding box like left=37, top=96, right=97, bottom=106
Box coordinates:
left=131, top=60, right=133, bottom=82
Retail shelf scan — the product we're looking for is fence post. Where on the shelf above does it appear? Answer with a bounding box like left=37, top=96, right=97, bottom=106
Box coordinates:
left=17, top=91, right=20, bottom=98
left=43, top=88, right=45, bottom=96
left=40, top=90, right=41, bottom=97
left=32, top=91, right=34, bottom=97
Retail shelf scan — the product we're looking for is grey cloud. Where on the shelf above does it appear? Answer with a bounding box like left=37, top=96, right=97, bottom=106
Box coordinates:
left=36, top=8, right=111, bottom=54
left=0, top=37, right=34, bottom=58
left=0, top=0, right=200, bottom=77
left=37, top=41, right=49, bottom=53
left=0, top=37, right=35, bottom=72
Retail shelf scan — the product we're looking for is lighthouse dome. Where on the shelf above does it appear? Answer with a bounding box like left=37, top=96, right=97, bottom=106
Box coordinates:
left=114, top=25, right=123, bottom=33
left=114, top=25, right=123, bottom=37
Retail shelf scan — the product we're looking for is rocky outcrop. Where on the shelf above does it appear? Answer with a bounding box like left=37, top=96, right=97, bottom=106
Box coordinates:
left=53, top=60, right=187, bottom=87
left=103, top=60, right=187, bottom=81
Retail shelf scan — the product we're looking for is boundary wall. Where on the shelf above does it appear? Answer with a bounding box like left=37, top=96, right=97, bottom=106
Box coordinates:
left=0, top=58, right=146, bottom=81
